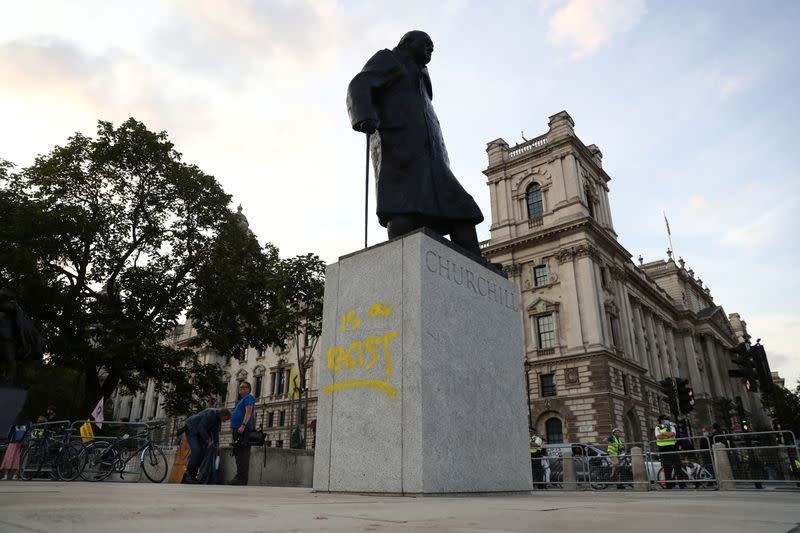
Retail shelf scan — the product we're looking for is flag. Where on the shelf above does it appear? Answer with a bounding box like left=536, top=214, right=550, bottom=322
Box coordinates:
left=663, top=211, right=671, bottom=236
left=91, top=397, right=104, bottom=428
left=289, top=366, right=301, bottom=399
left=79, top=421, right=95, bottom=443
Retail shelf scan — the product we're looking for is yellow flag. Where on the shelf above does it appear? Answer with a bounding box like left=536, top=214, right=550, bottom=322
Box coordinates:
left=289, top=365, right=301, bottom=398
left=80, top=421, right=95, bottom=443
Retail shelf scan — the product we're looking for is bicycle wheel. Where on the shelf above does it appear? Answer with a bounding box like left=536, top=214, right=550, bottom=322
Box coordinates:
left=141, top=445, right=168, bottom=483
left=81, top=441, right=116, bottom=482
left=19, top=442, right=43, bottom=481
left=56, top=443, right=85, bottom=481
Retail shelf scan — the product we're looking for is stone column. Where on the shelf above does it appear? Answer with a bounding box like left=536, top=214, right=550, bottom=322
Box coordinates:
left=558, top=256, right=584, bottom=348
left=681, top=331, right=706, bottom=398
left=655, top=319, right=672, bottom=379
left=562, top=153, right=581, bottom=202
left=712, top=442, right=735, bottom=490
left=704, top=335, right=725, bottom=398
left=632, top=304, right=650, bottom=374
left=601, top=188, right=614, bottom=231
left=617, top=281, right=635, bottom=360
left=644, top=311, right=663, bottom=381
left=562, top=450, right=578, bottom=491
left=715, top=342, right=735, bottom=399
left=575, top=253, right=603, bottom=346
left=665, top=327, right=681, bottom=379
left=630, top=446, right=650, bottom=491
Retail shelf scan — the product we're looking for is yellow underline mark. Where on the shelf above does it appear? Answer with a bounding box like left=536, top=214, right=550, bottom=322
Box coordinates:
left=322, top=379, right=397, bottom=398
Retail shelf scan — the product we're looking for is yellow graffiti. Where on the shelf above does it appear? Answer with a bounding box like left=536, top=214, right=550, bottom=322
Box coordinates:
left=322, top=379, right=397, bottom=398
left=325, top=330, right=398, bottom=378
left=340, top=310, right=362, bottom=333
left=368, top=303, right=393, bottom=318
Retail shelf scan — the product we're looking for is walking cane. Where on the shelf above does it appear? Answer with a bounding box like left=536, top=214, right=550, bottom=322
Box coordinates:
left=364, top=133, right=370, bottom=249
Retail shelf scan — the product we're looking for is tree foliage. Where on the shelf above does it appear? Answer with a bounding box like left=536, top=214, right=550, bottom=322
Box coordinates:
left=761, top=381, right=800, bottom=437
left=0, top=118, right=326, bottom=418
left=189, top=216, right=326, bottom=367
left=0, top=119, right=231, bottom=414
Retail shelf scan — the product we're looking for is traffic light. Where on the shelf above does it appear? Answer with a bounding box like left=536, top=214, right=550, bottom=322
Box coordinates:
left=749, top=342, right=774, bottom=393
left=660, top=378, right=678, bottom=416
left=741, top=418, right=750, bottom=432
left=675, top=378, right=695, bottom=414
left=728, top=342, right=759, bottom=392
left=715, top=398, right=735, bottom=427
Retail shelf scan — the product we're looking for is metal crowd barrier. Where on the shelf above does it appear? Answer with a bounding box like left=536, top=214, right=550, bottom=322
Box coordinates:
left=711, top=431, right=800, bottom=488
left=646, top=436, right=716, bottom=490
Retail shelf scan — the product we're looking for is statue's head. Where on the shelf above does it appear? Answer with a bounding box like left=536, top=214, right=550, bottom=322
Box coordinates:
left=398, top=30, right=433, bottom=65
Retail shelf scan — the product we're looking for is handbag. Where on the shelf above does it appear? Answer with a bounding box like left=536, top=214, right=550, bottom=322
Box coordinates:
left=247, top=429, right=266, bottom=446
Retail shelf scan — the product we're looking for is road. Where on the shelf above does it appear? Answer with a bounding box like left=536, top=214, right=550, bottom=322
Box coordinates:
left=0, top=482, right=798, bottom=532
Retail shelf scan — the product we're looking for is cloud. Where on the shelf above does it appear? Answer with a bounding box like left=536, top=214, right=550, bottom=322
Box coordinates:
left=546, top=0, right=646, bottom=60
left=678, top=185, right=799, bottom=250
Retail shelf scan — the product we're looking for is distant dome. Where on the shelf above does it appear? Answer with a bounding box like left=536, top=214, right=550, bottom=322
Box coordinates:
left=234, top=204, right=250, bottom=230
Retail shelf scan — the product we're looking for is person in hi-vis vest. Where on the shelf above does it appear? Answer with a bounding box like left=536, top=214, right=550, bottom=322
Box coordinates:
left=655, top=414, right=686, bottom=488
left=530, top=428, right=545, bottom=489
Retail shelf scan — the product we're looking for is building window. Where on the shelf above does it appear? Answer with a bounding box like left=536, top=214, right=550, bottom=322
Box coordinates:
left=267, top=411, right=274, bottom=428
left=254, top=375, right=263, bottom=398
left=526, top=183, right=543, bottom=219
left=151, top=398, right=159, bottom=420
left=279, top=410, right=286, bottom=427
left=266, top=440, right=272, bottom=448
left=622, top=374, right=629, bottom=395
left=545, top=417, right=563, bottom=444
left=257, top=348, right=265, bottom=359
left=536, top=314, right=556, bottom=349
left=540, top=373, right=556, bottom=397
left=300, top=408, right=307, bottom=425
left=276, top=440, right=283, bottom=448
left=585, top=185, right=595, bottom=218
left=534, top=265, right=549, bottom=287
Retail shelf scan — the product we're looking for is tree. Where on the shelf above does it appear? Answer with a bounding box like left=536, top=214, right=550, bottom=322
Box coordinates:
left=189, top=217, right=326, bottom=369
left=761, top=381, right=800, bottom=437
left=0, top=119, right=234, bottom=415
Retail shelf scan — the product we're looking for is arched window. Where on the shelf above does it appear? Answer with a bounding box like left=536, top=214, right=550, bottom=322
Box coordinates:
left=526, top=183, right=543, bottom=219
left=545, top=417, right=563, bottom=444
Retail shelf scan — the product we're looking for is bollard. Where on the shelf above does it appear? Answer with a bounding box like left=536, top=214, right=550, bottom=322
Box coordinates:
left=562, top=450, right=577, bottom=491
left=713, top=442, right=735, bottom=490
left=630, top=446, right=649, bottom=491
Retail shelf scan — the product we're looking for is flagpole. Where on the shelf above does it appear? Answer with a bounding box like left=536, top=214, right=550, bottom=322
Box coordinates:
left=663, top=211, right=674, bottom=256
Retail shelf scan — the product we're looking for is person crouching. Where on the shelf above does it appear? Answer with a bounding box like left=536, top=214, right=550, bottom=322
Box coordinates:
left=183, top=407, right=231, bottom=484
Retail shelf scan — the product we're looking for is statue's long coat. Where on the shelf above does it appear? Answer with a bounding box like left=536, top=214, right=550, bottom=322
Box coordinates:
left=347, top=48, right=483, bottom=229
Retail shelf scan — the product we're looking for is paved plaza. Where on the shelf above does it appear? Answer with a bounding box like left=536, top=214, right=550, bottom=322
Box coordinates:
left=0, top=482, right=798, bottom=532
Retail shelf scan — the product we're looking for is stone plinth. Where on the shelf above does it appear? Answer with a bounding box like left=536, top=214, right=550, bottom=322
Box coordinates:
left=313, top=229, right=531, bottom=494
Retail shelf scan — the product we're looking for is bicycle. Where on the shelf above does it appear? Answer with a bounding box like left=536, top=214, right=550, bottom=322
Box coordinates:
left=18, top=422, right=81, bottom=481
left=656, top=461, right=714, bottom=489
left=80, top=423, right=168, bottom=483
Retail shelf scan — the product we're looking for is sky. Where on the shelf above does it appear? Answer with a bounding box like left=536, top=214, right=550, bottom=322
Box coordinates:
left=1, top=0, right=798, bottom=386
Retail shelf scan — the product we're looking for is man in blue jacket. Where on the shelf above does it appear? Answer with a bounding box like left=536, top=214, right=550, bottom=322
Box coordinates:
left=229, top=381, right=255, bottom=485
left=183, top=407, right=230, bottom=484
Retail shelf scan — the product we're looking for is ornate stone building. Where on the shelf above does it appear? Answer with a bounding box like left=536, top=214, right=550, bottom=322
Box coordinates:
left=111, top=320, right=320, bottom=449
left=480, top=111, right=771, bottom=445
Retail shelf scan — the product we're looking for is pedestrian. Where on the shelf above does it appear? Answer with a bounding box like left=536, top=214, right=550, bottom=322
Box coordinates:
left=530, top=428, right=545, bottom=489
left=229, top=381, right=255, bottom=485
left=182, top=407, right=230, bottom=484
left=45, top=405, right=57, bottom=422
left=655, top=414, right=686, bottom=489
left=607, top=427, right=625, bottom=489
left=1, top=421, right=30, bottom=480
